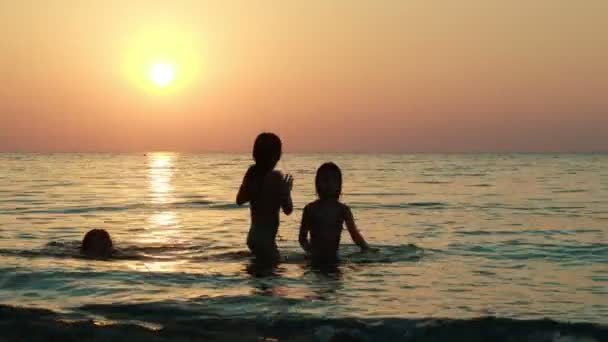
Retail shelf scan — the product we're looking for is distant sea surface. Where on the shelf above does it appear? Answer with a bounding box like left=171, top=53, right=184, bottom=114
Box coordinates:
left=0, top=153, right=606, bottom=335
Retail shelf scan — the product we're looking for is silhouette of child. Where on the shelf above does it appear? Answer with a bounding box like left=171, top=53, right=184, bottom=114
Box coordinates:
left=237, top=133, right=293, bottom=261
left=81, top=229, right=113, bottom=258
left=299, top=162, right=370, bottom=264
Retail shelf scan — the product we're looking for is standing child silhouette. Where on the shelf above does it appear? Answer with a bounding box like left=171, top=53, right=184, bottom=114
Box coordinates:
left=237, top=133, right=293, bottom=261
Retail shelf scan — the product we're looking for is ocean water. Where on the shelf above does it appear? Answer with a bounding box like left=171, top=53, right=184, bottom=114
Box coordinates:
left=0, top=153, right=606, bottom=333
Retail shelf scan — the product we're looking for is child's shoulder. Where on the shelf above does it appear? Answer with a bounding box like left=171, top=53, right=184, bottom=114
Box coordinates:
left=305, top=200, right=349, bottom=211
left=244, top=164, right=257, bottom=177
left=245, top=166, right=281, bottom=181
left=339, top=201, right=352, bottom=213
left=304, top=199, right=321, bottom=210
left=304, top=199, right=327, bottom=213
left=267, top=169, right=285, bottom=185
left=269, top=169, right=284, bottom=177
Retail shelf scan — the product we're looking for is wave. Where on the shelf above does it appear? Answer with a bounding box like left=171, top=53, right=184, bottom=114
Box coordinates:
left=0, top=199, right=448, bottom=215
left=475, top=203, right=591, bottom=215
left=410, top=180, right=453, bottom=184
left=552, top=189, right=588, bottom=193
left=0, top=200, right=242, bottom=215
left=455, top=228, right=602, bottom=237
left=446, top=241, right=608, bottom=264
left=349, top=202, right=447, bottom=210
left=0, top=242, right=425, bottom=265
left=346, top=192, right=417, bottom=197
left=0, top=304, right=605, bottom=341
left=0, top=241, right=216, bottom=262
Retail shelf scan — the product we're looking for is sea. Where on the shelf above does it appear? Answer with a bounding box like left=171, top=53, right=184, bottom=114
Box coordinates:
left=0, top=153, right=606, bottom=341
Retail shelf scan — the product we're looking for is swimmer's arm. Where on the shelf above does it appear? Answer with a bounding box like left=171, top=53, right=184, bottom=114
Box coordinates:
left=298, top=206, right=311, bottom=252
left=344, top=205, right=369, bottom=251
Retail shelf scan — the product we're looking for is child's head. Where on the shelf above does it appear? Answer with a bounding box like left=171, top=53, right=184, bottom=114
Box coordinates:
left=315, top=162, right=342, bottom=200
left=253, top=133, right=282, bottom=170
left=81, top=229, right=113, bottom=258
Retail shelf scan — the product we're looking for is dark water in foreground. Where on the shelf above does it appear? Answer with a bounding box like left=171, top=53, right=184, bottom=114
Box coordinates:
left=1, top=305, right=606, bottom=341
left=0, top=153, right=606, bottom=339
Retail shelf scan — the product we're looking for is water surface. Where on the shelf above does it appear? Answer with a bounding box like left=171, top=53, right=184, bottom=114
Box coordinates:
left=0, top=153, right=606, bottom=325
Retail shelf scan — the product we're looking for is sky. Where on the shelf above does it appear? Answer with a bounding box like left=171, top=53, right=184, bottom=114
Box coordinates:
left=1, top=0, right=607, bottom=152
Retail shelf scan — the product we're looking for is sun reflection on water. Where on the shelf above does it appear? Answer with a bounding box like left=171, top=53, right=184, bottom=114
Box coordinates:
left=148, top=153, right=176, bottom=204
left=138, top=153, right=183, bottom=272
left=151, top=211, right=177, bottom=227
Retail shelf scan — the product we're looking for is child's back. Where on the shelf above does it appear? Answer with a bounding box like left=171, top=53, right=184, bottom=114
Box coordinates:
left=299, top=163, right=369, bottom=263
left=301, top=199, right=351, bottom=260
left=236, top=133, right=293, bottom=261
left=243, top=166, right=291, bottom=252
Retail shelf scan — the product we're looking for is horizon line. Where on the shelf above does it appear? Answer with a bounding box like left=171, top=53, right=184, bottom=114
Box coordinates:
left=0, top=150, right=607, bottom=155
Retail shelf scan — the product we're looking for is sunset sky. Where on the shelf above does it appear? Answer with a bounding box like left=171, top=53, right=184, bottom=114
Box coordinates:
left=1, top=0, right=606, bottom=152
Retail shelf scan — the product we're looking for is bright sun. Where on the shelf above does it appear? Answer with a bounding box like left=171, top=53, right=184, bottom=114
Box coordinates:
left=124, top=28, right=201, bottom=94
left=149, top=63, right=176, bottom=88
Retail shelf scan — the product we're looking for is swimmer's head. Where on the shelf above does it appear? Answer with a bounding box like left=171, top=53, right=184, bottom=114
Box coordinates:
left=81, top=229, right=113, bottom=258
left=315, top=162, right=342, bottom=200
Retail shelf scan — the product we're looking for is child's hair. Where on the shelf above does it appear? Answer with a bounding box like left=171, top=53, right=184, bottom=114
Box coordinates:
left=315, top=162, right=342, bottom=200
left=253, top=132, right=282, bottom=170
left=81, top=229, right=113, bottom=256
left=248, top=133, right=283, bottom=201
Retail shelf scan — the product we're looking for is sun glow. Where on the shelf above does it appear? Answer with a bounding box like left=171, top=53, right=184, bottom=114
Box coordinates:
left=124, top=27, right=201, bottom=95
left=149, top=63, right=176, bottom=87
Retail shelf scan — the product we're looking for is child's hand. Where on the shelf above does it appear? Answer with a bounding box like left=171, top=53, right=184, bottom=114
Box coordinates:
left=282, top=174, right=293, bottom=194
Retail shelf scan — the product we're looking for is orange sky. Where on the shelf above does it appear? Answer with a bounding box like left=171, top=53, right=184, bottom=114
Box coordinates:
left=1, top=0, right=607, bottom=152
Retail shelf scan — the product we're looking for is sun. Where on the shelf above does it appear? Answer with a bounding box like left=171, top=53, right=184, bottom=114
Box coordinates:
left=124, top=27, right=202, bottom=95
left=149, top=63, right=176, bottom=88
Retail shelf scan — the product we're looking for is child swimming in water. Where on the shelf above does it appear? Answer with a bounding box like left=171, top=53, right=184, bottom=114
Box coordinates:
left=236, top=133, right=293, bottom=261
left=299, top=162, right=370, bottom=264
left=81, top=228, right=113, bottom=258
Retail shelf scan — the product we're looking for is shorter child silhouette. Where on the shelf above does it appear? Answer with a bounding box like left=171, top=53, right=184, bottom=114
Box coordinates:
left=299, top=162, right=370, bottom=264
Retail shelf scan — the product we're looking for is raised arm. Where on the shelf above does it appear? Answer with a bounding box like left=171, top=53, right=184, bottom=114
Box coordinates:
left=344, top=205, right=369, bottom=251
left=281, top=174, right=293, bottom=215
left=271, top=171, right=293, bottom=215
left=298, top=205, right=311, bottom=252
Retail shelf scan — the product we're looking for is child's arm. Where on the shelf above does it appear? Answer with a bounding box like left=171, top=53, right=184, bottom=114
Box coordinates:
left=236, top=166, right=254, bottom=205
left=344, top=205, right=369, bottom=251
left=298, top=205, right=311, bottom=252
